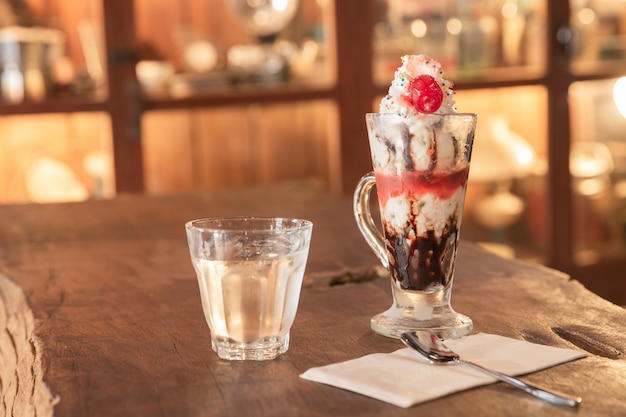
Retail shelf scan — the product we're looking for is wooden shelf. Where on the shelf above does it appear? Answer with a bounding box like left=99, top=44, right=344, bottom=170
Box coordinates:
left=141, top=85, right=337, bottom=111
left=571, top=59, right=626, bottom=81
left=0, top=97, right=107, bottom=115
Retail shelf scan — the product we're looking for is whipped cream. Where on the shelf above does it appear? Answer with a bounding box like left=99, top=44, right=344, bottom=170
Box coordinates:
left=379, top=55, right=455, bottom=117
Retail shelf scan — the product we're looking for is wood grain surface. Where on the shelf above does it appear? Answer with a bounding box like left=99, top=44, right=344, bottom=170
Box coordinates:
left=0, top=181, right=624, bottom=416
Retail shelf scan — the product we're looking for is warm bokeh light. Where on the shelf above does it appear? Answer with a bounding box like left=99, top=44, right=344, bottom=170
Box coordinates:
left=273, top=0, right=289, bottom=11
left=613, top=77, right=626, bottom=118
left=446, top=18, right=462, bottom=35
left=577, top=8, right=596, bottom=25
left=501, top=1, right=518, bottom=19
left=410, top=19, right=427, bottom=38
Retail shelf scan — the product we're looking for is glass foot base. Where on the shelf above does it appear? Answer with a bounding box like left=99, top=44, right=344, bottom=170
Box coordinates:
left=371, top=306, right=473, bottom=340
left=211, top=334, right=289, bottom=361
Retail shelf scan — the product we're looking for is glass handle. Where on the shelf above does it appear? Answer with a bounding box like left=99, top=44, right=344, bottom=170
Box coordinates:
left=353, top=172, right=389, bottom=269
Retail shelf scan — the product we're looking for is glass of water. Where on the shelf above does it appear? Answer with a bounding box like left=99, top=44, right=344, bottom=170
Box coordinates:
left=185, top=217, right=313, bottom=360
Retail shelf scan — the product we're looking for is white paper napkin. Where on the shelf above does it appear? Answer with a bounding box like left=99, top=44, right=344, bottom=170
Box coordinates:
left=300, top=333, right=586, bottom=408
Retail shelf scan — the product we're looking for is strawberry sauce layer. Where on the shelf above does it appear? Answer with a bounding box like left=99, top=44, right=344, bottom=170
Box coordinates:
left=374, top=167, right=469, bottom=207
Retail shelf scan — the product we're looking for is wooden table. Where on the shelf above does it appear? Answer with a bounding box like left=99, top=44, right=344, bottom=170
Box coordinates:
left=1, top=181, right=625, bottom=417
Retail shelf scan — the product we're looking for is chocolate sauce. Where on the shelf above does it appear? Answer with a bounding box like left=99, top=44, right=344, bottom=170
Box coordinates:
left=384, top=215, right=459, bottom=291
left=400, top=123, right=415, bottom=170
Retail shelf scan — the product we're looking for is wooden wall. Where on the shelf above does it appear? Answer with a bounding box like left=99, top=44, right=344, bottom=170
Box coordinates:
left=142, top=100, right=337, bottom=194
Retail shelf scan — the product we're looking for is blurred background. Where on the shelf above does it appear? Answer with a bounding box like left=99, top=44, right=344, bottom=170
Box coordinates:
left=1, top=0, right=625, bottom=304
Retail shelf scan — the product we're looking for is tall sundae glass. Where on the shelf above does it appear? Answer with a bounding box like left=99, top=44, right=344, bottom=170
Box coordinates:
left=354, top=55, right=476, bottom=340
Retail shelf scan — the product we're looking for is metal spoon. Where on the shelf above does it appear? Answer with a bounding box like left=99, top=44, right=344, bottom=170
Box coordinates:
left=400, top=331, right=582, bottom=408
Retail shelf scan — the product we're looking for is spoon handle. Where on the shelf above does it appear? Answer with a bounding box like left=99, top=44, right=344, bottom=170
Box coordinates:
left=459, top=360, right=582, bottom=407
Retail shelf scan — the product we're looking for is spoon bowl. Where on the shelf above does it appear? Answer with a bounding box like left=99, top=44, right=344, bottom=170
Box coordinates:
left=400, top=331, right=582, bottom=408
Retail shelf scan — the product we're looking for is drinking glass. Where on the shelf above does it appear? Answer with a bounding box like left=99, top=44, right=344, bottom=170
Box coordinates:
left=185, top=217, right=313, bottom=360
left=354, top=113, right=477, bottom=339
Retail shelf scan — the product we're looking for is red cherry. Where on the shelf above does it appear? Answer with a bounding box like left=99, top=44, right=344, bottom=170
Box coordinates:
left=406, top=74, right=443, bottom=113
